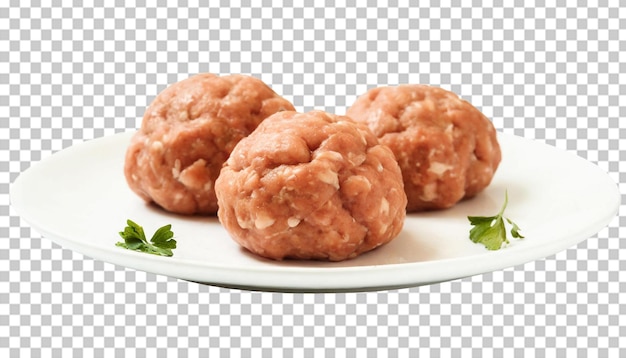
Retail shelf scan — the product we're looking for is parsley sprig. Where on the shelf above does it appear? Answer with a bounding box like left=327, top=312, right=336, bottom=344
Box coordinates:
left=468, top=191, right=524, bottom=250
left=116, top=219, right=177, bottom=257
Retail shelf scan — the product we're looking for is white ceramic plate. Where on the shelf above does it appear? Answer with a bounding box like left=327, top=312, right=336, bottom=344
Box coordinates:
left=10, top=132, right=620, bottom=292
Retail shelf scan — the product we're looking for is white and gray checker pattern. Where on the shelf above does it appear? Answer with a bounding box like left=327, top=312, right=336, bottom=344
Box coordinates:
left=2, top=1, right=625, bottom=356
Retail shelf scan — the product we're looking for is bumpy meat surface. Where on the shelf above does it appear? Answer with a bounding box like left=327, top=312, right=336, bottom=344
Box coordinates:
left=215, top=110, right=407, bottom=261
left=124, top=73, right=295, bottom=215
left=346, top=85, right=501, bottom=212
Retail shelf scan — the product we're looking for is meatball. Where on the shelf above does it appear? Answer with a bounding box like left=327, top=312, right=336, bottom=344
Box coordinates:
left=124, top=73, right=295, bottom=215
left=215, top=110, right=407, bottom=261
left=346, top=85, right=501, bottom=212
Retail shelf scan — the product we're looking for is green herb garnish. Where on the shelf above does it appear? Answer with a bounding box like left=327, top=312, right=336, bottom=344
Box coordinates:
left=116, top=219, right=177, bottom=257
left=468, top=191, right=524, bottom=250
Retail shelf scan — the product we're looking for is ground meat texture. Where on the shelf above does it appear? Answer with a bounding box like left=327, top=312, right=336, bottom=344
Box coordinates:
left=215, top=110, right=407, bottom=261
left=346, top=85, right=501, bottom=212
left=124, top=73, right=295, bottom=215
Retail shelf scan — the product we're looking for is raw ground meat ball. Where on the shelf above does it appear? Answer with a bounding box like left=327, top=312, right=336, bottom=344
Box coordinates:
left=124, top=73, right=295, bottom=215
left=215, top=110, right=407, bottom=261
left=346, top=84, right=501, bottom=212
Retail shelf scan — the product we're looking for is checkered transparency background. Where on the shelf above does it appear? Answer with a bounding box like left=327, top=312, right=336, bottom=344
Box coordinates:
left=1, top=0, right=625, bottom=356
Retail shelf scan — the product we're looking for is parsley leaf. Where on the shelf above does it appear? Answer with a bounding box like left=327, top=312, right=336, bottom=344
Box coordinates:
left=116, top=219, right=177, bottom=257
left=468, top=191, right=524, bottom=250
